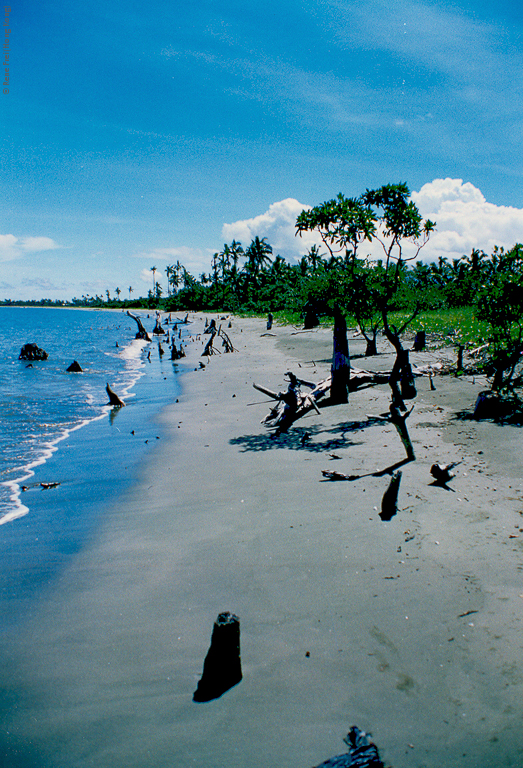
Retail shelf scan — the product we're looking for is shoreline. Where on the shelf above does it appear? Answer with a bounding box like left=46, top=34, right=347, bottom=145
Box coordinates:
left=1, top=314, right=523, bottom=767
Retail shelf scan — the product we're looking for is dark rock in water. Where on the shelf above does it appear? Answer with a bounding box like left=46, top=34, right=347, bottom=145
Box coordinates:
left=67, top=360, right=83, bottom=372
left=19, top=343, right=48, bottom=361
left=314, top=726, right=385, bottom=768
left=193, top=612, right=242, bottom=703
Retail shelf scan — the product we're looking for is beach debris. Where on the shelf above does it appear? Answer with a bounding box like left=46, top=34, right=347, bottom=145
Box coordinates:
left=171, top=342, right=185, bottom=360
left=204, top=318, right=217, bottom=334
left=202, top=322, right=236, bottom=357
left=313, top=726, right=385, bottom=768
left=66, top=360, right=83, bottom=372
left=126, top=311, right=152, bottom=341
left=389, top=403, right=415, bottom=461
left=19, top=343, right=48, bottom=361
left=430, top=462, right=459, bottom=485
left=267, top=311, right=273, bottom=330
left=152, top=312, right=165, bottom=335
left=40, top=481, right=61, bottom=490
left=322, top=470, right=358, bottom=481
left=380, top=471, right=402, bottom=521
left=106, top=383, right=125, bottom=407
left=193, top=612, right=242, bottom=703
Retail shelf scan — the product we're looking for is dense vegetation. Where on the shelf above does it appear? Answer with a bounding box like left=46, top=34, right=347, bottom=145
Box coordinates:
left=3, top=183, right=522, bottom=390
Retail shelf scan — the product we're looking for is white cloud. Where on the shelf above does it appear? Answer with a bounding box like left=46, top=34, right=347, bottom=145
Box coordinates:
left=411, top=178, right=523, bottom=261
left=219, top=182, right=523, bottom=268
left=222, top=198, right=321, bottom=261
left=0, top=234, right=60, bottom=262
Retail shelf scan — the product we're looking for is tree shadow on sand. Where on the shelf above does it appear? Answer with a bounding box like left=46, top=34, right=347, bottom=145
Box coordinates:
left=229, top=417, right=385, bottom=454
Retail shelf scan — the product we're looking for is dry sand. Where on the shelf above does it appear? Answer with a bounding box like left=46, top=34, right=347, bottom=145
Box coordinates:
left=3, top=315, right=523, bottom=768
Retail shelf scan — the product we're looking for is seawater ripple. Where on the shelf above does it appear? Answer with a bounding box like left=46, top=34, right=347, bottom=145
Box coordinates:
left=0, top=307, right=151, bottom=523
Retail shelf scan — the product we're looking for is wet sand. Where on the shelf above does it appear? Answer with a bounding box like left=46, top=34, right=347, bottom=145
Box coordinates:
left=1, top=315, right=523, bottom=768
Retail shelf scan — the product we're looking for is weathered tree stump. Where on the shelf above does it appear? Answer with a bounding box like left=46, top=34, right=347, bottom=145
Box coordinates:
left=267, top=312, right=273, bottom=330
left=153, top=312, right=165, bottom=335
left=19, top=343, right=48, bottom=361
left=106, top=383, right=125, bottom=407
left=390, top=403, right=415, bottom=461
left=331, top=309, right=350, bottom=404
left=66, top=360, right=83, bottom=372
left=126, top=311, right=151, bottom=341
left=193, top=612, right=242, bottom=703
left=413, top=330, right=426, bottom=351
left=380, top=471, right=402, bottom=521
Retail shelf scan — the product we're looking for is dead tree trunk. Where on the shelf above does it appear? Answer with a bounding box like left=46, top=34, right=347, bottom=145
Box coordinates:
left=106, top=383, right=125, bottom=407
left=330, top=309, right=350, bottom=404
left=126, top=311, right=151, bottom=341
left=389, top=402, right=415, bottom=460
left=380, top=471, right=402, bottom=521
left=193, top=612, right=242, bottom=703
left=152, top=312, right=165, bottom=335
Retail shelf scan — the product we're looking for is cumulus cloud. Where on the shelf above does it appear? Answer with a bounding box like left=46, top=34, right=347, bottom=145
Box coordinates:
left=0, top=234, right=60, bottom=262
left=222, top=198, right=321, bottom=261
left=411, top=178, right=523, bottom=261
left=220, top=182, right=523, bottom=267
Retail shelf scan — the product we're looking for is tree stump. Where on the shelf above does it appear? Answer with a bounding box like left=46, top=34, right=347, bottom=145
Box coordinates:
left=413, top=330, right=426, bottom=351
left=106, top=383, right=125, bottom=407
left=67, top=360, right=83, bottom=372
left=380, top=471, right=402, bottom=521
left=193, top=612, right=242, bottom=703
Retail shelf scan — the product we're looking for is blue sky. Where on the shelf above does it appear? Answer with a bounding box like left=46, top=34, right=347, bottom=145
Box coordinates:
left=2, top=0, right=523, bottom=300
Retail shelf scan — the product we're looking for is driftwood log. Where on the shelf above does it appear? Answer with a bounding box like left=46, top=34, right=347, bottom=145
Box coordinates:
left=19, top=343, right=48, bottom=361
left=193, top=612, right=242, bottom=703
left=313, top=726, right=385, bottom=768
left=256, top=368, right=391, bottom=432
left=126, top=311, right=152, bottom=341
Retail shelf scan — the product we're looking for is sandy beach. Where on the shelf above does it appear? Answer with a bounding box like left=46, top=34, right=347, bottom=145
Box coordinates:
left=2, top=314, right=523, bottom=768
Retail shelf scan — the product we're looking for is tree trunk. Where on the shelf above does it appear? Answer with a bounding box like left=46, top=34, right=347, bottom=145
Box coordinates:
left=193, top=612, right=242, bottom=703
left=330, top=309, right=350, bottom=404
left=126, top=311, right=151, bottom=341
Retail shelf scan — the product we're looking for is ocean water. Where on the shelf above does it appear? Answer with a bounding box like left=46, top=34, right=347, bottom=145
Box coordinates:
left=0, top=307, right=185, bottom=607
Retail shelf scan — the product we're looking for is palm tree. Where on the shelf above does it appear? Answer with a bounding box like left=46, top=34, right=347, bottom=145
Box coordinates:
left=244, top=236, right=273, bottom=278
left=151, top=266, right=157, bottom=295
left=115, top=287, right=121, bottom=302
left=128, top=286, right=133, bottom=299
